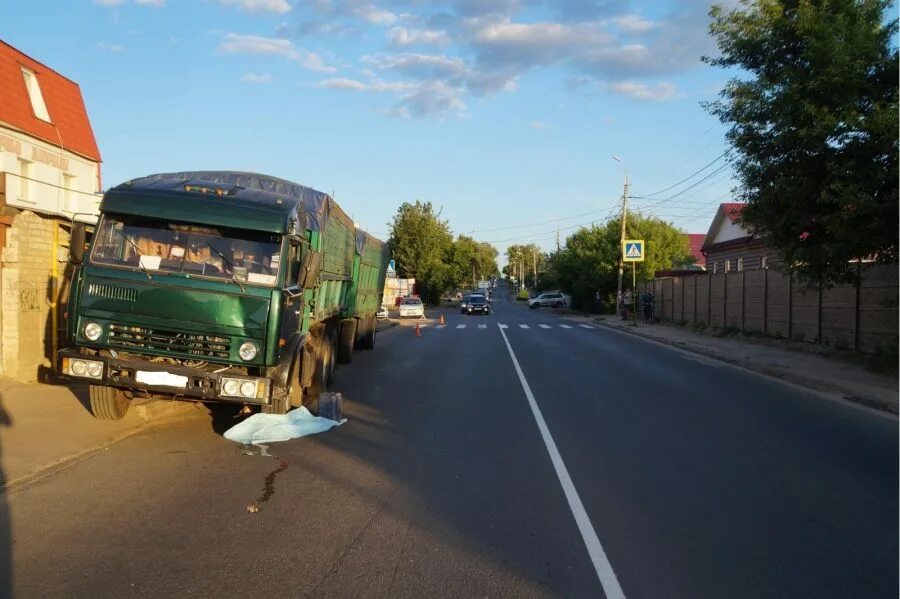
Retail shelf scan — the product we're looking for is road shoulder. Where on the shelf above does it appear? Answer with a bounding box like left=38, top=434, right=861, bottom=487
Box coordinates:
left=582, top=316, right=898, bottom=415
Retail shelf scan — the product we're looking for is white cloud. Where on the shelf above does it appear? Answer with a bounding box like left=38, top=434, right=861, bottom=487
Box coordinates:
left=529, top=121, right=549, bottom=130
left=93, top=0, right=125, bottom=5
left=363, top=53, right=466, bottom=79
left=218, top=33, right=336, bottom=72
left=135, top=0, right=165, bottom=6
left=218, top=0, right=291, bottom=14
left=395, top=80, right=466, bottom=118
left=387, top=27, right=451, bottom=47
left=241, top=72, right=273, bottom=83
left=317, top=76, right=413, bottom=93
left=353, top=4, right=398, bottom=25
left=607, top=81, right=677, bottom=102
left=612, top=14, right=655, bottom=33
left=96, top=41, right=124, bottom=52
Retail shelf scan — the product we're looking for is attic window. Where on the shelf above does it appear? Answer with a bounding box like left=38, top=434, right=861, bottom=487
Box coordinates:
left=21, top=67, right=51, bottom=122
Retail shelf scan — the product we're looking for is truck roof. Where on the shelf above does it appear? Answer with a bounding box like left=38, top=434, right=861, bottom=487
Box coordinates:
left=102, top=171, right=338, bottom=234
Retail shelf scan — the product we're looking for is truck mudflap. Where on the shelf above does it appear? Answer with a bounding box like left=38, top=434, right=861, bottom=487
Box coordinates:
left=57, top=349, right=272, bottom=405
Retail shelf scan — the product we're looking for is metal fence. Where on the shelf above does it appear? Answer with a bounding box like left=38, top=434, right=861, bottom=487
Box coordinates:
left=637, top=264, right=898, bottom=353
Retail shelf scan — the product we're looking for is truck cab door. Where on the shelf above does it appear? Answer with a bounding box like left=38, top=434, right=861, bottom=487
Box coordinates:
left=280, top=242, right=304, bottom=345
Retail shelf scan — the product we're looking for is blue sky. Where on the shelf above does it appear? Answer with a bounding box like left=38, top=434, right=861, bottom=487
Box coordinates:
left=7, top=0, right=739, bottom=260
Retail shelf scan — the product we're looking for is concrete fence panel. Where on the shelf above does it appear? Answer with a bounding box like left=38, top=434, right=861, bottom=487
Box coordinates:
left=766, top=270, right=791, bottom=338
left=743, top=269, right=766, bottom=333
left=725, top=272, right=743, bottom=330
left=791, top=281, right=819, bottom=343
left=696, top=275, right=710, bottom=327
left=709, top=274, right=726, bottom=328
left=858, top=264, right=899, bottom=352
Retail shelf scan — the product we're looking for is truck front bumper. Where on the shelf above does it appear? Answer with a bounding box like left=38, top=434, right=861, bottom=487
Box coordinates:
left=57, top=350, right=272, bottom=405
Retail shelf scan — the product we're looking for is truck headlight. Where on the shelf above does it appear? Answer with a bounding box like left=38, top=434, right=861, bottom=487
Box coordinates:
left=86, top=361, right=103, bottom=378
left=238, top=341, right=259, bottom=361
left=83, top=321, right=102, bottom=341
left=223, top=379, right=240, bottom=396
left=240, top=381, right=257, bottom=398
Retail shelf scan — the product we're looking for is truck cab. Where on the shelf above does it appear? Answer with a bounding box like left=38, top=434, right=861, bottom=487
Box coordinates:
left=58, top=172, right=389, bottom=419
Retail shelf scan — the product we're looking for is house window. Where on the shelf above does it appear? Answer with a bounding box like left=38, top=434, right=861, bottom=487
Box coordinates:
left=17, top=158, right=31, bottom=201
left=737, top=258, right=743, bottom=272
left=21, top=67, right=51, bottom=122
left=712, top=261, right=718, bottom=274
left=724, top=259, right=731, bottom=273
left=761, top=256, right=768, bottom=269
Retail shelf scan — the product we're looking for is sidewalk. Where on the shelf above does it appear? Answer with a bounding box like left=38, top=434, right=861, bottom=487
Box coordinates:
left=585, top=316, right=898, bottom=414
left=0, top=379, right=196, bottom=490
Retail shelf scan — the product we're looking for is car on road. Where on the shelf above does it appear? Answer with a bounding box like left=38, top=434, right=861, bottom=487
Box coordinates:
left=463, top=294, right=491, bottom=315
left=376, top=305, right=389, bottom=320
left=528, top=292, right=567, bottom=309
left=461, top=293, right=486, bottom=313
left=398, top=297, right=425, bottom=318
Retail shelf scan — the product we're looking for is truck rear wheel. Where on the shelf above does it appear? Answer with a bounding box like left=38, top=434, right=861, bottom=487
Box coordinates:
left=360, top=317, right=376, bottom=350
left=338, top=318, right=357, bottom=364
left=89, top=385, right=130, bottom=420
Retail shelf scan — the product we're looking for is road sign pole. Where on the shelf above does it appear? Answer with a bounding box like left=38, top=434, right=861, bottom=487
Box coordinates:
left=632, top=262, right=637, bottom=326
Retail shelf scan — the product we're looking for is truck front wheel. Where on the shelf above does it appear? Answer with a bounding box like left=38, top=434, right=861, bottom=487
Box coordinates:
left=89, top=385, right=130, bottom=420
left=360, top=317, right=376, bottom=350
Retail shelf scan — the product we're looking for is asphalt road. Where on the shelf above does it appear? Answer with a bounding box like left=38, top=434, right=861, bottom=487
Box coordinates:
left=1, top=286, right=897, bottom=598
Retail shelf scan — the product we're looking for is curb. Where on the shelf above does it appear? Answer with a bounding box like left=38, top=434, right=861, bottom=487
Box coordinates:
left=594, top=320, right=898, bottom=415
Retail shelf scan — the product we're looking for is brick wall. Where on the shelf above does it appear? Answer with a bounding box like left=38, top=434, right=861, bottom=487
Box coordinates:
left=639, top=264, right=898, bottom=353
left=0, top=209, right=69, bottom=380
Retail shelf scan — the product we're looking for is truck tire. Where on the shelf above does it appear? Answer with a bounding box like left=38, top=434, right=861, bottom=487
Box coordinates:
left=89, top=384, right=130, bottom=420
left=308, top=340, right=330, bottom=397
left=338, top=318, right=357, bottom=364
left=264, top=357, right=302, bottom=414
left=360, top=317, right=376, bottom=350
left=326, top=331, right=337, bottom=384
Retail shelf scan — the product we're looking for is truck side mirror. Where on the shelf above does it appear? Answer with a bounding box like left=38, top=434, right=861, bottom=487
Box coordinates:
left=299, top=250, right=321, bottom=289
left=70, top=222, right=86, bottom=264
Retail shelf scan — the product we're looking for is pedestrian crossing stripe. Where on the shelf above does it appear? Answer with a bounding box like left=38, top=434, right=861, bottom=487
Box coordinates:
left=539, top=324, right=551, bottom=329
left=499, top=324, right=509, bottom=328
left=559, top=324, right=572, bottom=329
left=579, top=324, right=594, bottom=329
left=456, top=324, right=466, bottom=329
left=436, top=325, right=446, bottom=329
left=519, top=324, right=530, bottom=329
left=478, top=324, right=487, bottom=329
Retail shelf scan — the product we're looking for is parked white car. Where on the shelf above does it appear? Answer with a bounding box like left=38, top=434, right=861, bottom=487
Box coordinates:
left=398, top=297, right=425, bottom=318
left=528, top=292, right=568, bottom=309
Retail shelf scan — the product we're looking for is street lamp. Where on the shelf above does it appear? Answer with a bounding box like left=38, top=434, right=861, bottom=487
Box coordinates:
left=613, top=156, right=629, bottom=318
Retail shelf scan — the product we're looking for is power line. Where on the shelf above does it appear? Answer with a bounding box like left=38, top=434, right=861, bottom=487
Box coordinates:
left=632, top=152, right=728, bottom=200
left=465, top=206, right=615, bottom=235
left=632, top=162, right=732, bottom=208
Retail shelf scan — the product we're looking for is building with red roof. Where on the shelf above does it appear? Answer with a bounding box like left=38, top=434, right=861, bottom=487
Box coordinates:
left=0, top=39, right=102, bottom=379
left=701, top=203, right=774, bottom=273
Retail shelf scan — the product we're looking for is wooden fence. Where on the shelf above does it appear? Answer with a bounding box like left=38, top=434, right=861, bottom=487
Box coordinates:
left=637, top=264, right=898, bottom=353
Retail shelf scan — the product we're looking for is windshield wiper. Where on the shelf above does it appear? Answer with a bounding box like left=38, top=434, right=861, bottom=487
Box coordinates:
left=204, top=241, right=245, bottom=292
left=110, top=227, right=153, bottom=280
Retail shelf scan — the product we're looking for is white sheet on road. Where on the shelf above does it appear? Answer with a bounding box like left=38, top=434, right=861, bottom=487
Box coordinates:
left=223, top=407, right=345, bottom=445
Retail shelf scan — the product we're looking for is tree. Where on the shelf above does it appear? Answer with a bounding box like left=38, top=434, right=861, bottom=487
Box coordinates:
left=388, top=201, right=453, bottom=304
left=705, top=0, right=898, bottom=283
left=547, top=213, right=693, bottom=310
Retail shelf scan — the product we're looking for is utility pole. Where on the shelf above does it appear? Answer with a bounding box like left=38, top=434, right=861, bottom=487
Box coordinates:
left=533, top=247, right=538, bottom=289
left=556, top=229, right=560, bottom=253
left=613, top=156, right=629, bottom=316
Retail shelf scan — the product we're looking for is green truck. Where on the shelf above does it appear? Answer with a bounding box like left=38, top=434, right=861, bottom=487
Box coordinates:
left=58, top=171, right=391, bottom=419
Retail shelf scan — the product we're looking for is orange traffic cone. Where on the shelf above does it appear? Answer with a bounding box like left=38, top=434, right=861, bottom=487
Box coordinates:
left=439, top=313, right=445, bottom=325
left=415, top=322, right=422, bottom=337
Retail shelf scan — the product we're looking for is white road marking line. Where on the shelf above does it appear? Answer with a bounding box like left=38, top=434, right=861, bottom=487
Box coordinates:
left=579, top=324, right=594, bottom=329
left=499, top=323, right=509, bottom=328
left=456, top=324, right=466, bottom=329
left=539, top=324, right=551, bottom=329
left=436, top=325, right=447, bottom=329
left=497, top=324, right=626, bottom=599
left=478, top=324, right=487, bottom=329
left=559, top=324, right=573, bottom=329
left=519, top=324, right=530, bottom=329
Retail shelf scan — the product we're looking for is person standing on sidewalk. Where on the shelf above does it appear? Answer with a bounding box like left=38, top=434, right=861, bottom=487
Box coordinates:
left=622, top=289, right=633, bottom=320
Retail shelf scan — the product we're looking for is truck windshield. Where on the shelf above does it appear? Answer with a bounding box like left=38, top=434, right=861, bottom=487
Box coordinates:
left=90, top=214, right=283, bottom=286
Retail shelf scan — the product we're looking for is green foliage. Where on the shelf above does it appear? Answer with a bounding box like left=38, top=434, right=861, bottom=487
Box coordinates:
left=705, top=0, right=898, bottom=284
left=388, top=201, right=453, bottom=304
left=547, top=213, right=693, bottom=309
left=388, top=202, right=499, bottom=303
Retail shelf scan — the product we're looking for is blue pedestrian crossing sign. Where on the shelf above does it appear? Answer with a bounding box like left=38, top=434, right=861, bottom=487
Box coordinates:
left=623, top=240, right=645, bottom=262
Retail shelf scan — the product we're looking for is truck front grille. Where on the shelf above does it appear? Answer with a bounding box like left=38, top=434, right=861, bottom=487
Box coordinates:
left=108, top=324, right=231, bottom=359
